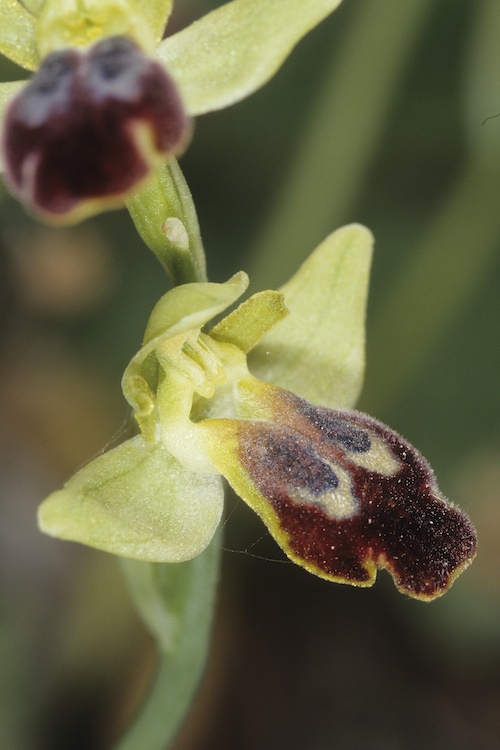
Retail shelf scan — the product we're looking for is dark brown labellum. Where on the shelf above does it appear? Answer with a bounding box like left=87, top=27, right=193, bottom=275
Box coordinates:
left=221, top=388, right=478, bottom=600
left=2, top=36, right=190, bottom=221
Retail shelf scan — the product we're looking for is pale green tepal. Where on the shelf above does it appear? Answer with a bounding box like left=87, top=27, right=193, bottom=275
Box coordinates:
left=38, top=224, right=372, bottom=563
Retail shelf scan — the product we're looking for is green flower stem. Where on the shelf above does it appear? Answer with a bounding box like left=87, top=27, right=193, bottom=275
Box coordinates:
left=114, top=527, right=221, bottom=750
left=247, top=0, right=434, bottom=290
left=126, top=159, right=208, bottom=286
left=121, top=156, right=216, bottom=748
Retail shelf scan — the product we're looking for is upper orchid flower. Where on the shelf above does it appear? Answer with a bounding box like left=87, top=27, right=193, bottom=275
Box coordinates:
left=37, top=225, right=477, bottom=600
left=0, top=0, right=344, bottom=223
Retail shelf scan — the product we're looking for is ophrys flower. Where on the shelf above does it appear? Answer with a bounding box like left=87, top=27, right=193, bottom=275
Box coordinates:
left=0, top=0, right=344, bottom=222
left=37, top=225, right=477, bottom=600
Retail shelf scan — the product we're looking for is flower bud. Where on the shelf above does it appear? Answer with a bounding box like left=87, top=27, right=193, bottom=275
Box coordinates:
left=2, top=36, right=190, bottom=223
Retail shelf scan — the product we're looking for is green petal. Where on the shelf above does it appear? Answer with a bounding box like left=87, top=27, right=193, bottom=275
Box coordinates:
left=158, top=0, right=344, bottom=115
left=249, top=224, right=373, bottom=409
left=0, top=0, right=39, bottom=70
left=209, top=289, right=288, bottom=353
left=38, top=436, right=224, bottom=562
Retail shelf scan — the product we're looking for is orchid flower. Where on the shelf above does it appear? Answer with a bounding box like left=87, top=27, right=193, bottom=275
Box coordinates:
left=0, top=0, right=344, bottom=222
left=38, top=225, right=477, bottom=601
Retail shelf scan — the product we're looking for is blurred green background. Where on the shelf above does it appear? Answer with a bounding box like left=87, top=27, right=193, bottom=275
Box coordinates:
left=1, top=0, right=499, bottom=748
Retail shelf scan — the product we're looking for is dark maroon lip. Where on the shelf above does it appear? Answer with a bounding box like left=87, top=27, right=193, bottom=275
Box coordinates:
left=2, top=35, right=190, bottom=219
left=233, top=390, right=477, bottom=599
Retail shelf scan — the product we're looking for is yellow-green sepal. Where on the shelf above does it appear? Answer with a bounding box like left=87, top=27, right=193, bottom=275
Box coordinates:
left=38, top=435, right=224, bottom=562
left=157, top=0, right=344, bottom=116
left=140, top=0, right=173, bottom=44
left=0, top=0, right=39, bottom=70
left=249, top=224, right=373, bottom=409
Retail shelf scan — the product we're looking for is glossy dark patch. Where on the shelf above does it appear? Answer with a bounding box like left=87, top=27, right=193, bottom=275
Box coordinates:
left=16, top=51, right=78, bottom=127
left=247, top=430, right=339, bottom=496
left=236, top=403, right=477, bottom=599
left=2, top=36, right=189, bottom=218
left=281, top=393, right=371, bottom=453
